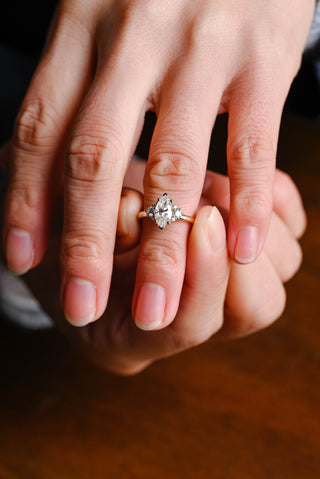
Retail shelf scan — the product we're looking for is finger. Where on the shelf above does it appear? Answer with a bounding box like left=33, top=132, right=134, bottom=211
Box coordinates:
left=169, top=206, right=229, bottom=346
left=203, top=169, right=308, bottom=241
left=218, top=253, right=286, bottom=340
left=264, top=212, right=303, bottom=283
left=61, top=50, right=155, bottom=327
left=123, top=156, right=146, bottom=193
left=132, top=55, right=224, bottom=331
left=107, top=205, right=229, bottom=375
left=273, top=170, right=307, bottom=239
left=202, top=170, right=230, bottom=210
left=203, top=169, right=303, bottom=282
left=227, top=68, right=292, bottom=264
left=115, top=188, right=143, bottom=255
left=3, top=8, right=94, bottom=275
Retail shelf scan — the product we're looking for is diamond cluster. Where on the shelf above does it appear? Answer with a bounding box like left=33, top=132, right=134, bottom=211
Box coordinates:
left=146, top=193, right=182, bottom=229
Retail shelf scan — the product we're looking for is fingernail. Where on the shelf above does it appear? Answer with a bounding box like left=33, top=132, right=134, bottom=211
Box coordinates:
left=207, top=207, right=226, bottom=253
left=134, top=283, right=166, bottom=331
left=6, top=228, right=34, bottom=275
left=64, top=278, right=96, bottom=326
left=235, top=226, right=259, bottom=264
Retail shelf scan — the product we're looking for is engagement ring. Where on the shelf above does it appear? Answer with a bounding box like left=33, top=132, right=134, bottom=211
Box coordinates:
left=137, top=193, right=194, bottom=229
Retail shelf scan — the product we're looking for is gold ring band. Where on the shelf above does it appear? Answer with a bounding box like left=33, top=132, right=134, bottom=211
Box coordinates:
left=137, top=211, right=194, bottom=224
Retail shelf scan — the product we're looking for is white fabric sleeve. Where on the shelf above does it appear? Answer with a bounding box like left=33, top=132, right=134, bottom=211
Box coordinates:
left=305, top=1, right=320, bottom=53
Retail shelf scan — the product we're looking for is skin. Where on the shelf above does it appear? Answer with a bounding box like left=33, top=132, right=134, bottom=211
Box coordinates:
left=21, top=157, right=306, bottom=375
left=3, top=0, right=314, bottom=330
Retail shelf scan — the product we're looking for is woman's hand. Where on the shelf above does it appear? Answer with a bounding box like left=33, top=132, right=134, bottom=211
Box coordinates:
left=4, top=0, right=314, bottom=329
left=23, top=158, right=306, bottom=375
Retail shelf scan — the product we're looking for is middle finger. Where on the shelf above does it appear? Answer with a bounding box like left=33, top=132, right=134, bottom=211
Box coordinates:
left=61, top=48, right=155, bottom=326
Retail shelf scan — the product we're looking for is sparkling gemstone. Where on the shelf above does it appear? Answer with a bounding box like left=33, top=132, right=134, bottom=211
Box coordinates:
left=154, top=193, right=173, bottom=229
left=146, top=206, right=154, bottom=218
left=173, top=207, right=182, bottom=220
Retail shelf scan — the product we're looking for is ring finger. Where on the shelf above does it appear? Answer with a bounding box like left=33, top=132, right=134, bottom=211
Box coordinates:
left=132, top=52, right=225, bottom=331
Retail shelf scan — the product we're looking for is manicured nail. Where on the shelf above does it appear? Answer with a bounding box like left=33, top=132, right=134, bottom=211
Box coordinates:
left=134, top=283, right=166, bottom=331
left=6, top=228, right=34, bottom=275
left=207, top=206, right=226, bottom=253
left=235, top=226, right=259, bottom=264
left=64, top=278, right=96, bottom=326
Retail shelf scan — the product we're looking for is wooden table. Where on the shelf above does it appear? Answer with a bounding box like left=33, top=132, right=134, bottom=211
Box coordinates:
left=0, top=113, right=319, bottom=479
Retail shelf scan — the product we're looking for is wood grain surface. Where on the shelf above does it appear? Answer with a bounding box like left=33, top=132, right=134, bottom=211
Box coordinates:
left=0, top=113, right=319, bottom=479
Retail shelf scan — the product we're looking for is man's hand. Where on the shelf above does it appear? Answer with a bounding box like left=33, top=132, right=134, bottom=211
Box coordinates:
left=23, top=158, right=306, bottom=375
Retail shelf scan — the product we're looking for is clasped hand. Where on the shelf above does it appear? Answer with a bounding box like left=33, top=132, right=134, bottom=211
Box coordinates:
left=22, top=158, right=305, bottom=375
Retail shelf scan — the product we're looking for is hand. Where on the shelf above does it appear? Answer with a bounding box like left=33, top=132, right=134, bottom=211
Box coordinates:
left=3, top=0, right=314, bottom=330
left=23, top=158, right=306, bottom=375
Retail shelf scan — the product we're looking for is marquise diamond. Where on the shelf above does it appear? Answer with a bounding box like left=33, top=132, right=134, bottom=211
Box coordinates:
left=147, top=193, right=182, bottom=229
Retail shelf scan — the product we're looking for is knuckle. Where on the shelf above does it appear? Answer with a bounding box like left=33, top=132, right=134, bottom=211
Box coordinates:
left=258, top=286, right=286, bottom=329
left=8, top=186, right=39, bottom=211
left=170, top=332, right=197, bottom=351
left=171, top=327, right=213, bottom=351
left=234, top=188, right=272, bottom=221
left=187, top=10, right=224, bottom=54
left=228, top=135, right=276, bottom=173
left=187, top=17, right=211, bottom=53
left=67, top=128, right=124, bottom=183
left=145, top=152, right=202, bottom=193
left=140, top=236, right=182, bottom=271
left=14, top=98, right=59, bottom=152
left=6, top=186, right=41, bottom=224
left=185, top=2, right=236, bottom=56
left=276, top=169, right=294, bottom=190
left=59, top=2, right=96, bottom=36
left=121, top=0, right=176, bottom=31
left=61, top=231, right=108, bottom=273
left=123, top=0, right=159, bottom=21
left=275, top=170, right=298, bottom=205
left=250, top=286, right=286, bottom=334
left=274, top=170, right=306, bottom=238
left=283, top=241, right=303, bottom=282
left=292, top=241, right=303, bottom=274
